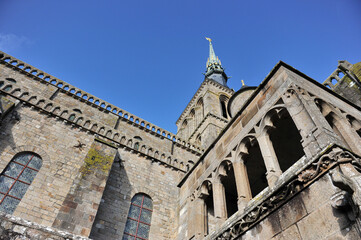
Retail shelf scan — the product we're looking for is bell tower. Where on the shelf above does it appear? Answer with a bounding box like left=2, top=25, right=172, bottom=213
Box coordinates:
left=176, top=38, right=234, bottom=149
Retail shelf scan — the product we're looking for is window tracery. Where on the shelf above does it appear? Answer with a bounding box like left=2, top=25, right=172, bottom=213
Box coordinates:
left=123, top=193, right=153, bottom=240
left=0, top=152, right=42, bottom=214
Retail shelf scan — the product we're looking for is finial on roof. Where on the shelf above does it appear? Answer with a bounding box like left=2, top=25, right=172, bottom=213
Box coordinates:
left=241, top=80, right=245, bottom=86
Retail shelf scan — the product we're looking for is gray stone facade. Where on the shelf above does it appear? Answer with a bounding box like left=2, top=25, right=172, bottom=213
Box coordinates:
left=0, top=48, right=361, bottom=240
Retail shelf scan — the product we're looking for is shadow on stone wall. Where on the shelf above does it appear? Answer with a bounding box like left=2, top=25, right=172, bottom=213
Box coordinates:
left=89, top=152, right=131, bottom=240
left=0, top=106, right=18, bottom=160
left=331, top=193, right=361, bottom=238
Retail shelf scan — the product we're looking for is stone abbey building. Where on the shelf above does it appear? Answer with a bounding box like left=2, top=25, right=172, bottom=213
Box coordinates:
left=0, top=40, right=361, bottom=240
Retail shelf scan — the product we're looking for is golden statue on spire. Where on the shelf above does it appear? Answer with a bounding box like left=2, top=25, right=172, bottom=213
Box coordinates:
left=205, top=37, right=212, bottom=42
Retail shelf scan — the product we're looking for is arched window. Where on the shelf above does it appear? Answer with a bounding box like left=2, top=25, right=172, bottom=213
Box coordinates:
left=219, top=95, right=229, bottom=119
left=0, top=152, right=42, bottom=214
left=123, top=193, right=153, bottom=240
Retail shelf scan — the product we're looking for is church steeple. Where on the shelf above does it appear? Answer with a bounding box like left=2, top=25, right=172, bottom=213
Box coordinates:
left=205, top=38, right=228, bottom=87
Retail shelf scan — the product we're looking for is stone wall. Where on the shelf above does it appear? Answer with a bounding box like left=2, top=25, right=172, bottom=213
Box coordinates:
left=0, top=52, right=200, bottom=238
left=323, top=61, right=361, bottom=108
left=90, top=147, right=181, bottom=240
left=176, top=79, right=233, bottom=149
left=333, top=62, right=361, bottom=108
left=0, top=52, right=202, bottom=174
left=233, top=173, right=359, bottom=240
left=0, top=102, right=94, bottom=229
left=52, top=139, right=118, bottom=236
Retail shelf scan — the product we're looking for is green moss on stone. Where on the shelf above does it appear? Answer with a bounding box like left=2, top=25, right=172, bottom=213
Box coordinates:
left=0, top=96, right=15, bottom=113
left=340, top=62, right=361, bottom=90
left=80, top=144, right=113, bottom=177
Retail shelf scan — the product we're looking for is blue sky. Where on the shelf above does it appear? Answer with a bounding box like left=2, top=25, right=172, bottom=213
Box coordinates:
left=0, top=0, right=360, bottom=133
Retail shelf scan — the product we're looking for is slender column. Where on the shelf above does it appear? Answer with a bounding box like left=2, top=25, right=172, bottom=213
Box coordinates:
left=212, top=180, right=227, bottom=220
left=193, top=198, right=206, bottom=238
left=233, top=159, right=252, bottom=210
left=195, top=106, right=203, bottom=128
left=257, top=133, right=282, bottom=186
left=294, top=88, right=345, bottom=149
left=187, top=198, right=195, bottom=239
left=333, top=117, right=361, bottom=155
left=282, top=89, right=320, bottom=157
left=188, top=118, right=194, bottom=138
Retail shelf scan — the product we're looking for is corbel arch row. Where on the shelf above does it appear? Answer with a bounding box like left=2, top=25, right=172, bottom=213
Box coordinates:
left=0, top=92, right=189, bottom=173
left=0, top=73, right=201, bottom=154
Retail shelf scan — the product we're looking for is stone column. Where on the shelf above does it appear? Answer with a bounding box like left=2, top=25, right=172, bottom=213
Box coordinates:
left=212, top=180, right=227, bottom=220
left=332, top=117, right=361, bottom=155
left=193, top=198, right=206, bottom=238
left=293, top=87, right=345, bottom=149
left=282, top=89, right=320, bottom=157
left=233, top=159, right=252, bottom=210
left=187, top=117, right=194, bottom=139
left=257, top=133, right=282, bottom=186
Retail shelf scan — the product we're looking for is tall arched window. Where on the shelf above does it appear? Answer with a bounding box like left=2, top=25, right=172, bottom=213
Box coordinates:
left=0, top=152, right=42, bottom=214
left=123, top=193, right=153, bottom=240
left=219, top=95, right=229, bottom=119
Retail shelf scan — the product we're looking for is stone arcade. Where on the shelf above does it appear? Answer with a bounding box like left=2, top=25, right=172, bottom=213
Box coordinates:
left=0, top=40, right=361, bottom=239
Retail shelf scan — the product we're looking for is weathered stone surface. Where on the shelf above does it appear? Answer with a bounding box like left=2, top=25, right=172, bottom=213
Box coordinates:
left=1, top=51, right=361, bottom=240
left=241, top=211, right=282, bottom=240
left=300, top=174, right=338, bottom=213
left=296, top=201, right=351, bottom=240
left=277, top=195, right=307, bottom=230
left=271, top=224, right=301, bottom=240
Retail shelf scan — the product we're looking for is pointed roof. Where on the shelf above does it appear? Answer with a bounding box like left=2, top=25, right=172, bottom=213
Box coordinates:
left=204, top=38, right=228, bottom=87
left=206, top=38, right=222, bottom=68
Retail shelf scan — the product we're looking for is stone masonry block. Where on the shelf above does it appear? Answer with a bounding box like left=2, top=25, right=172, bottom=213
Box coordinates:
left=277, top=194, right=307, bottom=230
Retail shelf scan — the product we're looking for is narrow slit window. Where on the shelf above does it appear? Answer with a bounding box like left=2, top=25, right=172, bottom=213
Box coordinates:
left=123, top=193, right=153, bottom=240
left=219, top=95, right=229, bottom=119
left=0, top=152, right=42, bottom=214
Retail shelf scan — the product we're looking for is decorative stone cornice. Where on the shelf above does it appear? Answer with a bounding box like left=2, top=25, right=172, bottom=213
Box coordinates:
left=1, top=87, right=192, bottom=172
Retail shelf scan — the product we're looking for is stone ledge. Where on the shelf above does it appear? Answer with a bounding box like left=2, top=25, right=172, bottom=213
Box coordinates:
left=0, top=212, right=89, bottom=240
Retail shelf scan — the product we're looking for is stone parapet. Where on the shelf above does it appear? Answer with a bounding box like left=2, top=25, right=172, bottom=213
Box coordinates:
left=0, top=51, right=203, bottom=154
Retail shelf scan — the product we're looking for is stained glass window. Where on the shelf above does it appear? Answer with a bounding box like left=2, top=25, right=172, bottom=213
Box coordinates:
left=0, top=153, right=42, bottom=214
left=123, top=193, right=153, bottom=240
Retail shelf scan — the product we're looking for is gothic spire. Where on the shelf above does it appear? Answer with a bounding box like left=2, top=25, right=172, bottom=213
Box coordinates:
left=206, top=37, right=221, bottom=68
left=204, top=38, right=228, bottom=87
